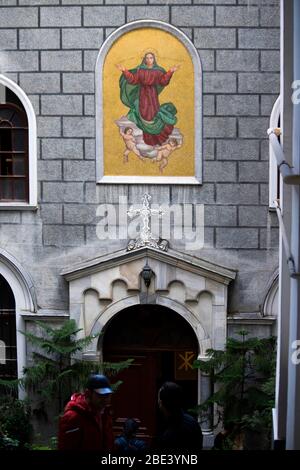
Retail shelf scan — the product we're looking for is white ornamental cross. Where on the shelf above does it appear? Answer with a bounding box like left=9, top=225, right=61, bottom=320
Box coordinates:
left=127, top=194, right=164, bottom=246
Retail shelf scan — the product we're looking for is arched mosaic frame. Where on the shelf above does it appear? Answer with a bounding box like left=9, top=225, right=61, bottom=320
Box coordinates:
left=95, top=20, right=203, bottom=185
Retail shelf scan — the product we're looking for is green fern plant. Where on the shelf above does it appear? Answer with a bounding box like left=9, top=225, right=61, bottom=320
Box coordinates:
left=193, top=331, right=276, bottom=449
left=2, top=319, right=133, bottom=415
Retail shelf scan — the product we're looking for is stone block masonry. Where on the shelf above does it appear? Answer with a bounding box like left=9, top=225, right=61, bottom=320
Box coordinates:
left=0, top=0, right=280, bottom=315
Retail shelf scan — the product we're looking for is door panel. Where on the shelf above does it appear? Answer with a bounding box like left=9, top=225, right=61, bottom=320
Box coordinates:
left=107, top=354, right=158, bottom=443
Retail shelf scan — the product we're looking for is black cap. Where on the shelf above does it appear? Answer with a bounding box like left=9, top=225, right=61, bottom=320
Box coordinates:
left=86, top=374, right=113, bottom=395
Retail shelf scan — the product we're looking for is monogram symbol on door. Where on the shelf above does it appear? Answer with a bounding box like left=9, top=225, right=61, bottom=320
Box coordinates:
left=178, top=351, right=195, bottom=371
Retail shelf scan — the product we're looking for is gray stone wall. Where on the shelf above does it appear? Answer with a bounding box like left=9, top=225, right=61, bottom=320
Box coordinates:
left=0, top=0, right=280, bottom=316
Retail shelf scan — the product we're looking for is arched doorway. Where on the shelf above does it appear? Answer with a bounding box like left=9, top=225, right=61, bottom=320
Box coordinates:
left=0, top=274, right=17, bottom=386
left=102, top=304, right=199, bottom=442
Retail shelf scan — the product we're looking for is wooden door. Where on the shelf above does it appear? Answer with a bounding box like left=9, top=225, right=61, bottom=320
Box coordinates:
left=103, top=305, right=199, bottom=444
left=107, top=353, right=158, bottom=443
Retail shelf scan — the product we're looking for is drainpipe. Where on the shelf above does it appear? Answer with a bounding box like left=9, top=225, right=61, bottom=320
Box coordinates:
left=274, top=200, right=300, bottom=278
left=268, top=128, right=300, bottom=184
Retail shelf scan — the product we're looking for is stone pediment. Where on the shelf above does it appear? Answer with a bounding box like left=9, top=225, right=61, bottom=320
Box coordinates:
left=61, top=246, right=236, bottom=286
left=62, top=247, right=236, bottom=354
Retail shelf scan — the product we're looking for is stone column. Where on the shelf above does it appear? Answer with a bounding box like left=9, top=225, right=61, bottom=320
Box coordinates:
left=198, top=360, right=213, bottom=433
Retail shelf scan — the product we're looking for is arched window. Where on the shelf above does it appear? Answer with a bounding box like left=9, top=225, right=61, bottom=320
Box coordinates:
left=0, top=274, right=17, bottom=384
left=0, top=102, right=29, bottom=202
left=269, top=96, right=281, bottom=209
left=0, top=75, right=37, bottom=209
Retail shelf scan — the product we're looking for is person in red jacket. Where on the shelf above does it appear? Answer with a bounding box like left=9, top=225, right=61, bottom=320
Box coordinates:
left=58, top=374, right=114, bottom=451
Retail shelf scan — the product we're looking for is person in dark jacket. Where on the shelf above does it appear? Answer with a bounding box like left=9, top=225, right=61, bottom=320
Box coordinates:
left=154, top=381, right=203, bottom=452
left=58, top=374, right=114, bottom=451
left=115, top=418, right=147, bottom=455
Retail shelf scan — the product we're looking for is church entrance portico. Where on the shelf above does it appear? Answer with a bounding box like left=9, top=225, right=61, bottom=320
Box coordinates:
left=62, top=246, right=236, bottom=443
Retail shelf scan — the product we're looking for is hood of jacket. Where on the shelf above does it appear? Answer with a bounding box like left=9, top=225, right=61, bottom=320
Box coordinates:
left=64, top=393, right=93, bottom=416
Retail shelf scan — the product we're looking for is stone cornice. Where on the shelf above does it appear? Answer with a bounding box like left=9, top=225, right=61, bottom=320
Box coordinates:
left=61, top=246, right=237, bottom=285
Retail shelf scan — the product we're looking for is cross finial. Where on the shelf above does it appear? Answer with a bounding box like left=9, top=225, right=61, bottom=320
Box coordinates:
left=127, top=193, right=168, bottom=252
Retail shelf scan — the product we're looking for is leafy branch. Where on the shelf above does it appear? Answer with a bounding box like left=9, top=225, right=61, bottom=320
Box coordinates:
left=193, top=331, right=276, bottom=449
left=1, top=319, right=133, bottom=416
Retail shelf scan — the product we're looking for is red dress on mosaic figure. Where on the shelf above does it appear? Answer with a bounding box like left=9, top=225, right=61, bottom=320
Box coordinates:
left=123, top=68, right=174, bottom=146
